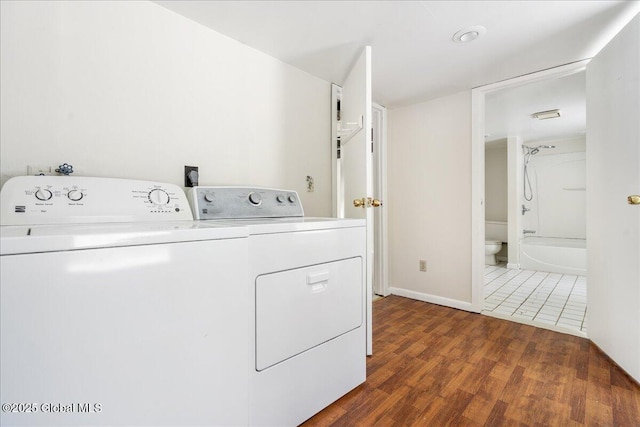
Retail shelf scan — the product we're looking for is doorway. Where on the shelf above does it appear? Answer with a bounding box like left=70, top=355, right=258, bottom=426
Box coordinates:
left=471, top=61, right=589, bottom=336
left=472, top=13, right=640, bottom=384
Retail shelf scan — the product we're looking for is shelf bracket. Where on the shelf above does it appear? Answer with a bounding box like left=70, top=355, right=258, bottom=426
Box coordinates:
left=337, top=115, right=363, bottom=145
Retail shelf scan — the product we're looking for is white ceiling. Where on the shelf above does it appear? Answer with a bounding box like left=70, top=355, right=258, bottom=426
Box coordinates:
left=154, top=0, right=639, bottom=108
left=485, top=70, right=586, bottom=145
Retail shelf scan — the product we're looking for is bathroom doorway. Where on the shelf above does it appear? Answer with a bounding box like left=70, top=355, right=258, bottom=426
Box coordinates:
left=474, top=62, right=588, bottom=337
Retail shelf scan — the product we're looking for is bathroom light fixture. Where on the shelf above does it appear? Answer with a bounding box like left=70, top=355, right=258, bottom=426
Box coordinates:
left=532, top=109, right=561, bottom=120
left=452, top=26, right=486, bottom=43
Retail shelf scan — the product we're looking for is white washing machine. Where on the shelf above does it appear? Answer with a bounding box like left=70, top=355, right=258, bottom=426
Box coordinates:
left=0, top=176, right=250, bottom=426
left=189, top=186, right=367, bottom=426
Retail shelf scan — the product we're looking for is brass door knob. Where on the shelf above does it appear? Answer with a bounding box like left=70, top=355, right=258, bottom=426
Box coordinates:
left=628, top=195, right=640, bottom=205
left=354, top=197, right=383, bottom=208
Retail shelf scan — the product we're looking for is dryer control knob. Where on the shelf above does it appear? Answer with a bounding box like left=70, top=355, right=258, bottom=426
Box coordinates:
left=248, top=192, right=262, bottom=206
left=276, top=195, right=285, bottom=203
left=204, top=193, right=215, bottom=203
left=35, top=188, right=53, bottom=201
left=67, top=190, right=83, bottom=201
left=288, top=194, right=297, bottom=203
left=148, top=189, right=170, bottom=206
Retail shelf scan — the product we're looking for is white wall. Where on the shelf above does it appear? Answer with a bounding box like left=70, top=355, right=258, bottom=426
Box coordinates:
left=484, top=144, right=507, bottom=222
left=387, top=91, right=472, bottom=309
left=0, top=1, right=332, bottom=216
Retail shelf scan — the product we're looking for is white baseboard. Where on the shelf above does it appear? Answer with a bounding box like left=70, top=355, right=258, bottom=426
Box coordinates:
left=506, top=262, right=520, bottom=270
left=388, top=287, right=477, bottom=313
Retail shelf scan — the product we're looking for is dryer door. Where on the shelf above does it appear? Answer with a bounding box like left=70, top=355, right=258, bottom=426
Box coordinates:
left=255, top=257, right=363, bottom=371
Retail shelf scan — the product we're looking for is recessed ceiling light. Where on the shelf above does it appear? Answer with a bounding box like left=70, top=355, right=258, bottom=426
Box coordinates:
left=452, top=26, right=486, bottom=43
left=532, top=109, right=561, bottom=120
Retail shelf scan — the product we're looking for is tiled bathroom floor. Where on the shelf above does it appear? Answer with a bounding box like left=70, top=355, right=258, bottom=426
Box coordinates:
left=483, top=264, right=587, bottom=337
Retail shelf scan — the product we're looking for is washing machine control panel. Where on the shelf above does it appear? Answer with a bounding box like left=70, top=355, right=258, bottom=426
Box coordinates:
left=0, top=176, right=194, bottom=225
left=189, top=187, right=304, bottom=219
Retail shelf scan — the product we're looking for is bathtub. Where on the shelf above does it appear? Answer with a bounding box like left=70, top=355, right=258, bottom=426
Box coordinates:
left=519, top=237, right=586, bottom=275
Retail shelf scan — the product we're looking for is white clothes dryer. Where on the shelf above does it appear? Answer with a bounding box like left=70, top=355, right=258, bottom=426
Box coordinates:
left=189, top=186, right=368, bottom=426
left=0, top=176, right=249, bottom=426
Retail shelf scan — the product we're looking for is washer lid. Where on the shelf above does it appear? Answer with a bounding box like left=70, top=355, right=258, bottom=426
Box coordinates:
left=0, top=221, right=248, bottom=255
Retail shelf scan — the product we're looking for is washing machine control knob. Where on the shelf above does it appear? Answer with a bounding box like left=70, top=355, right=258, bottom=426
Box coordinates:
left=276, top=195, right=285, bottom=203
left=288, top=194, right=297, bottom=203
left=248, top=192, right=262, bottom=206
left=67, top=190, right=83, bottom=201
left=148, top=189, right=170, bottom=206
left=204, top=193, right=215, bottom=203
left=35, top=188, right=53, bottom=201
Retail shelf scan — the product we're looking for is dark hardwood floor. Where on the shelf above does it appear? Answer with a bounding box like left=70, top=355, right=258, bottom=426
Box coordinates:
left=302, top=295, right=640, bottom=426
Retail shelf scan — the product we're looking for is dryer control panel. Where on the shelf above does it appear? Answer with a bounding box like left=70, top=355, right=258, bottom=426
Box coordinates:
left=0, top=176, right=193, bottom=225
left=189, top=187, right=304, bottom=219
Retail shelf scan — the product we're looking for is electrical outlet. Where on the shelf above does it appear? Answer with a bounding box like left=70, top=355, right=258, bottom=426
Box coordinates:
left=184, top=166, right=199, bottom=187
left=27, top=165, right=53, bottom=176
left=419, top=259, right=427, bottom=272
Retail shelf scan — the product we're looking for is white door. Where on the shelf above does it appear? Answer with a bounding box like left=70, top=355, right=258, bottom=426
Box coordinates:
left=338, top=46, right=373, bottom=354
left=586, top=14, right=640, bottom=383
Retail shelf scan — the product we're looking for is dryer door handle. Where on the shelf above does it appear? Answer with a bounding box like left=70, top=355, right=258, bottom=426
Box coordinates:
left=307, top=271, right=330, bottom=285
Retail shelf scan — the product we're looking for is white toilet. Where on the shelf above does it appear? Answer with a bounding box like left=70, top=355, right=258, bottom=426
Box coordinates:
left=485, top=221, right=507, bottom=265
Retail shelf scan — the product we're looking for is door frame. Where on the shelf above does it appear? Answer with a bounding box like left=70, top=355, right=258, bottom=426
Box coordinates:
left=470, top=60, right=589, bottom=312
left=331, top=84, right=344, bottom=218
left=372, top=102, right=389, bottom=296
